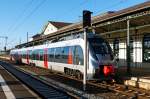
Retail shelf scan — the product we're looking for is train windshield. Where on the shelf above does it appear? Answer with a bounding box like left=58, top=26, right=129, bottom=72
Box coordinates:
left=89, top=38, right=111, bottom=54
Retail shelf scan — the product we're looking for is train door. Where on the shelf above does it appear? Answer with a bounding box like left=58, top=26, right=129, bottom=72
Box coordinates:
left=44, top=48, right=48, bottom=69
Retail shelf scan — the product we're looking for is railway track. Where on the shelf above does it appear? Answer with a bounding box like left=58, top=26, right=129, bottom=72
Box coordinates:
left=0, top=61, right=76, bottom=99
left=88, top=81, right=150, bottom=99
left=20, top=67, right=150, bottom=99
left=1, top=58, right=150, bottom=99
left=50, top=71, right=150, bottom=99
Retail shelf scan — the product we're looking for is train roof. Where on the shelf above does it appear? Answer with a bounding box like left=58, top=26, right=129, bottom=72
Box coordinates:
left=11, top=38, right=85, bottom=52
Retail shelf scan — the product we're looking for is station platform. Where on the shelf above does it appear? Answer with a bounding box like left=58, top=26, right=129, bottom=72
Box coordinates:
left=116, top=67, right=150, bottom=90
left=0, top=64, right=40, bottom=99
left=125, top=76, right=150, bottom=90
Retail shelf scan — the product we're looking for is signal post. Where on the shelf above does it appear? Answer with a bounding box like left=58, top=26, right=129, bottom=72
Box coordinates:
left=83, top=10, right=92, bottom=91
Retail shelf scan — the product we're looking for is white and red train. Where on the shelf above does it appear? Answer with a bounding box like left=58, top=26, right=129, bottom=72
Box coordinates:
left=10, top=34, right=115, bottom=80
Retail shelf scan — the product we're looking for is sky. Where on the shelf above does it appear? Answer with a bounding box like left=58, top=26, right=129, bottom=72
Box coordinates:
left=0, top=0, right=148, bottom=50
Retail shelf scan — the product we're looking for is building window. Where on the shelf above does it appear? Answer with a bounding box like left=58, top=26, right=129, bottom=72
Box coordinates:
left=113, top=39, right=119, bottom=58
left=143, top=34, right=150, bottom=62
left=130, top=38, right=133, bottom=62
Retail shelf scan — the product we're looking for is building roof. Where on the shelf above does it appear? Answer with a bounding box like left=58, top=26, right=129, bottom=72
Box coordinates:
left=40, top=21, right=72, bottom=35
left=32, top=34, right=41, bottom=39
left=48, top=21, right=72, bottom=29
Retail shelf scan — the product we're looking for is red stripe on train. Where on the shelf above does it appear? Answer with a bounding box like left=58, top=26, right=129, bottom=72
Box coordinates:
left=68, top=48, right=73, bottom=64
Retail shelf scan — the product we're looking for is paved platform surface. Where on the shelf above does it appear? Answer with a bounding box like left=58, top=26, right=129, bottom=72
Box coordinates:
left=0, top=65, right=40, bottom=99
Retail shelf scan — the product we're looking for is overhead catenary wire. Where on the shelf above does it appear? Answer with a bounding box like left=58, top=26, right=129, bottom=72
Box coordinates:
left=59, top=0, right=89, bottom=22
left=7, top=0, right=35, bottom=33
left=93, top=0, right=129, bottom=15
left=8, top=0, right=47, bottom=48
left=12, top=0, right=47, bottom=33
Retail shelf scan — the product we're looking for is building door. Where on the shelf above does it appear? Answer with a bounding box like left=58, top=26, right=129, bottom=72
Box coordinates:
left=113, top=39, right=119, bottom=59
left=143, top=34, right=150, bottom=63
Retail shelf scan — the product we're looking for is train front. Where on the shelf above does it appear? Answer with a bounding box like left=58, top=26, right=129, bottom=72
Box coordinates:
left=88, top=35, right=115, bottom=80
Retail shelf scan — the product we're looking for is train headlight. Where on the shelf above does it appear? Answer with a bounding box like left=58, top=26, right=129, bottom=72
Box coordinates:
left=103, top=65, right=114, bottom=76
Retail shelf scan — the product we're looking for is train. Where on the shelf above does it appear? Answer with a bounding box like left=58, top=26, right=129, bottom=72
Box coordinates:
left=10, top=33, right=115, bottom=80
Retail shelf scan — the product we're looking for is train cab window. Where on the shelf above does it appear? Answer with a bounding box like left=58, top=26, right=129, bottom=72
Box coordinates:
left=89, top=38, right=110, bottom=54
left=73, top=46, right=84, bottom=65
left=143, top=34, right=150, bottom=62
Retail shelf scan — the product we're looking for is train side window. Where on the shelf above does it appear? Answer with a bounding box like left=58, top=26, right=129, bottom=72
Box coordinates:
left=48, top=48, right=55, bottom=62
left=22, top=51, right=24, bottom=58
left=62, top=47, right=69, bottom=63
left=32, top=51, right=35, bottom=60
left=23, top=51, right=25, bottom=58
left=33, top=50, right=39, bottom=60
left=29, top=50, right=32, bottom=59
left=55, top=47, right=62, bottom=63
left=31, top=51, right=34, bottom=60
left=33, top=50, right=36, bottom=60
left=23, top=51, right=26, bottom=59
left=74, top=46, right=84, bottom=65
left=39, top=49, right=44, bottom=61
left=21, top=51, right=24, bottom=58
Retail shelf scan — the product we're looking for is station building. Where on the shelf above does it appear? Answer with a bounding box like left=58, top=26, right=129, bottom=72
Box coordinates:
left=16, top=1, right=150, bottom=74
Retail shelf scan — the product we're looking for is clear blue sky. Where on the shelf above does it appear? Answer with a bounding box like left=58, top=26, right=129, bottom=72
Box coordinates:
left=0, top=0, right=148, bottom=50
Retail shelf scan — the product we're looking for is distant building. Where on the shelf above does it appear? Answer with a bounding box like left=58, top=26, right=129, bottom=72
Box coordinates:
left=30, top=21, right=72, bottom=41
left=29, top=34, right=41, bottom=41
left=41, top=21, right=72, bottom=36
